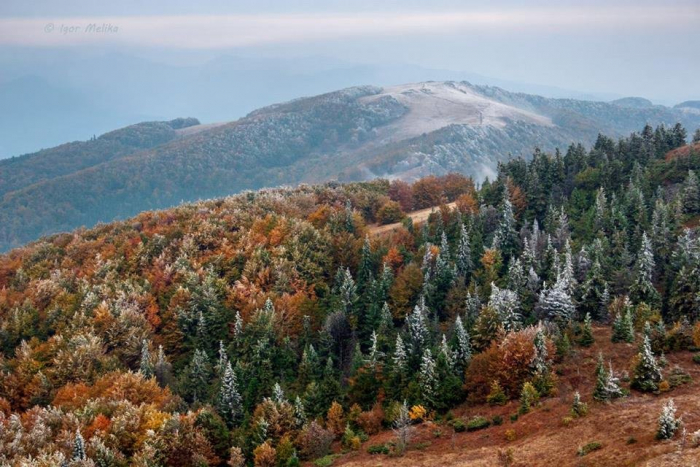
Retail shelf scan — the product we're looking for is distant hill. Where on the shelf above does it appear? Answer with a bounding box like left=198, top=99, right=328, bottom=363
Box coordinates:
left=611, top=97, right=654, bottom=108
left=2, top=81, right=700, bottom=251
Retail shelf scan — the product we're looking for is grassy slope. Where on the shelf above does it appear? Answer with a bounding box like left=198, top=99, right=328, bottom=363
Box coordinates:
left=329, top=327, right=700, bottom=467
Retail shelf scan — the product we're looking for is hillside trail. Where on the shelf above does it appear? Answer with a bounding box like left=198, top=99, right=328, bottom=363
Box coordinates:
left=368, top=202, right=457, bottom=236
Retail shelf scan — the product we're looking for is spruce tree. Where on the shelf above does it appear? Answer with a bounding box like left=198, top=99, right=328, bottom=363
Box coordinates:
left=493, top=186, right=519, bottom=261
left=631, top=335, right=662, bottom=392
left=456, top=222, right=473, bottom=279
left=219, top=361, right=242, bottom=424
left=579, top=312, right=594, bottom=347
left=453, top=315, right=472, bottom=370
left=418, top=348, right=437, bottom=408
left=656, top=399, right=681, bottom=440
left=72, top=430, right=86, bottom=461
left=580, top=260, right=608, bottom=320
left=139, top=339, right=154, bottom=379
left=630, top=233, right=660, bottom=307
left=570, top=391, right=588, bottom=418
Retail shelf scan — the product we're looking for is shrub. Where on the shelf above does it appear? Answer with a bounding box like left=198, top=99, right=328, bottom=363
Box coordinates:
left=561, top=416, right=573, bottom=427
left=341, top=425, right=361, bottom=450
left=504, top=429, right=517, bottom=442
left=356, top=403, right=384, bottom=435
left=518, top=382, right=539, bottom=415
left=377, top=201, right=405, bottom=225
left=409, top=405, right=427, bottom=422
left=509, top=413, right=518, bottom=423
left=497, top=448, right=514, bottom=467
left=313, top=455, right=338, bottom=467
left=487, top=380, right=508, bottom=406
left=367, top=444, right=389, bottom=455
left=466, top=416, right=491, bottom=432
left=668, top=366, right=692, bottom=387
left=666, top=320, right=694, bottom=351
left=492, top=415, right=503, bottom=426
left=451, top=419, right=466, bottom=433
left=693, top=354, right=700, bottom=364
left=570, top=391, right=588, bottom=418
left=577, top=441, right=602, bottom=456
left=297, top=421, right=334, bottom=460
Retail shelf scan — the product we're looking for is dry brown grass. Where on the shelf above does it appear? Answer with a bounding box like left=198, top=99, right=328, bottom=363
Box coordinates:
left=327, top=327, right=700, bottom=467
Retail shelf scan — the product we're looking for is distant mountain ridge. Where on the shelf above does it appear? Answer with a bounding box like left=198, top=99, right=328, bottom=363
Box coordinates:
left=2, top=81, right=699, bottom=252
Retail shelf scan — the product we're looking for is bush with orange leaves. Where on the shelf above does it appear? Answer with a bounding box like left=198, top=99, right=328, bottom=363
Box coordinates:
left=253, top=440, right=277, bottom=467
left=355, top=403, right=385, bottom=435
left=52, top=371, right=174, bottom=411
left=465, top=326, right=555, bottom=403
left=326, top=401, right=345, bottom=437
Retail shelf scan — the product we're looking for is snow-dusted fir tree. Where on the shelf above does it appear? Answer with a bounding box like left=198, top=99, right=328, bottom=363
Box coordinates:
left=232, top=310, right=243, bottom=340
left=189, top=349, right=210, bottom=402
left=419, top=349, right=437, bottom=408
left=630, top=233, right=660, bottom=307
left=579, top=312, right=594, bottom=347
left=656, top=399, right=682, bottom=440
left=493, top=187, right=519, bottom=260
left=367, top=330, right=383, bottom=367
left=219, top=361, right=242, bottom=424
left=594, top=187, right=608, bottom=231
left=293, top=395, right=307, bottom=427
left=72, top=430, right=86, bottom=461
left=439, top=334, right=455, bottom=370
left=560, top=240, right=577, bottom=295
left=392, top=335, right=408, bottom=375
left=339, top=268, right=358, bottom=315
left=537, top=280, right=575, bottom=324
left=507, top=258, right=526, bottom=295
left=571, top=391, right=588, bottom=418
left=593, top=353, right=623, bottom=402
left=605, top=363, right=624, bottom=400
left=345, top=199, right=355, bottom=232
left=489, top=283, right=521, bottom=331
left=378, top=302, right=393, bottom=334
left=683, top=170, right=700, bottom=214
left=456, top=222, right=473, bottom=278
left=532, top=326, right=549, bottom=375
left=579, top=260, right=608, bottom=320
left=406, top=297, right=430, bottom=356
left=465, top=288, right=481, bottom=323
left=139, top=339, right=153, bottom=379
left=273, top=382, right=285, bottom=405
left=631, top=335, right=662, bottom=392
left=453, top=315, right=472, bottom=369
left=217, top=340, right=229, bottom=375
left=439, top=231, right=451, bottom=262
left=611, top=300, right=635, bottom=343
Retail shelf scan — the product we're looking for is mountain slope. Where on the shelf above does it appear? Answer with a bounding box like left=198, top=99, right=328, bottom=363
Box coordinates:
left=2, top=81, right=700, bottom=251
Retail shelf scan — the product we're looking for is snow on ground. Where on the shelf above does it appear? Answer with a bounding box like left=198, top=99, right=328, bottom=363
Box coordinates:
left=359, top=81, right=553, bottom=144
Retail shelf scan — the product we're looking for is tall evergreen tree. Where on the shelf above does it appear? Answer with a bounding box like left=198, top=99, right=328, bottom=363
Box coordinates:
left=630, top=233, right=660, bottom=308
left=219, top=362, right=242, bottom=425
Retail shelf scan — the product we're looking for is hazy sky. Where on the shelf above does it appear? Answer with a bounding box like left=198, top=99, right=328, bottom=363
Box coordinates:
left=1, top=0, right=699, bottom=103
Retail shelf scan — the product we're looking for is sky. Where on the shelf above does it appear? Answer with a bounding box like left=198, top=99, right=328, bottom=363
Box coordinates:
left=0, top=0, right=698, bottom=103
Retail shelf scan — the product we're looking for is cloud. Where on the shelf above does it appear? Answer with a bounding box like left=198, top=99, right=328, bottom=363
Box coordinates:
left=0, top=6, right=697, bottom=49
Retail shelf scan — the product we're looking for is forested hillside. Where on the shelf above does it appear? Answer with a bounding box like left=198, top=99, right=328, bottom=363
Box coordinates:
left=2, top=82, right=699, bottom=252
left=2, top=124, right=700, bottom=466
